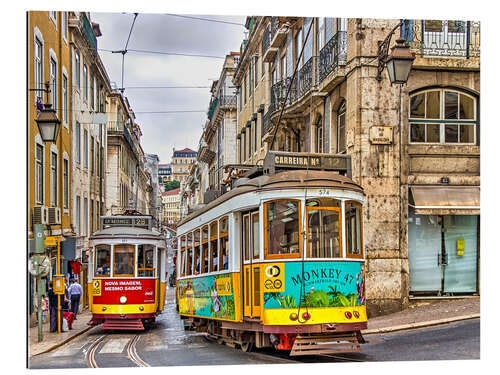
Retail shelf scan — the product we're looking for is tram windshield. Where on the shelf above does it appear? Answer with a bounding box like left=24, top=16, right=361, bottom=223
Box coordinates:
left=345, top=201, right=363, bottom=258
left=265, top=200, right=300, bottom=258
left=95, top=245, right=111, bottom=276
left=306, top=198, right=341, bottom=258
left=114, top=244, right=135, bottom=277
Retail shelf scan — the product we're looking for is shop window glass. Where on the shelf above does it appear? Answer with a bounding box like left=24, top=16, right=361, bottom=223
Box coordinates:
left=265, top=200, right=301, bottom=258
left=95, top=245, right=110, bottom=276
left=113, top=244, right=135, bottom=276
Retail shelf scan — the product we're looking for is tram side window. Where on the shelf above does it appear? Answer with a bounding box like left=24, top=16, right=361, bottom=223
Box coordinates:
left=265, top=200, right=301, bottom=258
left=210, top=221, right=218, bottom=272
left=194, top=230, right=201, bottom=274
left=180, top=235, right=186, bottom=276
left=95, top=245, right=111, bottom=276
left=138, top=244, right=155, bottom=277
left=187, top=233, right=193, bottom=276
left=201, top=226, right=209, bottom=273
left=114, top=244, right=135, bottom=277
left=219, top=217, right=229, bottom=270
left=345, top=201, right=363, bottom=258
left=306, top=198, right=341, bottom=258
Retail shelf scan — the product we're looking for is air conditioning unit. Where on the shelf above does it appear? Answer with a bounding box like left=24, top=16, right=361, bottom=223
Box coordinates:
left=48, top=207, right=61, bottom=225
left=33, top=206, right=49, bottom=225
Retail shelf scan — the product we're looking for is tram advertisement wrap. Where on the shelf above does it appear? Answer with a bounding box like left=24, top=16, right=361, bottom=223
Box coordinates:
left=92, top=279, right=156, bottom=304
left=263, top=261, right=365, bottom=309
left=178, top=274, right=236, bottom=320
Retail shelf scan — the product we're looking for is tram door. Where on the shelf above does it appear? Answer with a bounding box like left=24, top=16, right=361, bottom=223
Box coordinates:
left=242, top=211, right=261, bottom=318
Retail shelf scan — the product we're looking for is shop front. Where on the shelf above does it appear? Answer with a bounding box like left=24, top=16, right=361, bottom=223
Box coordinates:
left=408, top=186, right=480, bottom=295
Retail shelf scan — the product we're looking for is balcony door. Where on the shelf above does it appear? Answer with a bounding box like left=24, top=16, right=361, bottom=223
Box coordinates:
left=423, top=20, right=467, bottom=57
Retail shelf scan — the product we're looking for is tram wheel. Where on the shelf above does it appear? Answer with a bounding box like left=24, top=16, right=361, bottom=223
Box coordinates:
left=240, top=341, right=254, bottom=353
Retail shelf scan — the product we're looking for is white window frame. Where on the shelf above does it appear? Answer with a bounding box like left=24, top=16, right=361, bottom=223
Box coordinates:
left=49, top=49, right=58, bottom=109
left=50, top=145, right=58, bottom=207
left=408, top=88, right=477, bottom=145
left=75, top=195, right=81, bottom=235
left=62, top=12, right=68, bottom=44
left=63, top=153, right=69, bottom=212
left=75, top=121, right=81, bottom=164
left=83, top=197, right=88, bottom=236
left=83, top=128, right=88, bottom=169
left=62, top=67, right=68, bottom=127
left=83, top=63, right=88, bottom=102
left=35, top=135, right=44, bottom=205
left=33, top=28, right=44, bottom=103
left=337, top=101, right=346, bottom=153
left=49, top=11, right=57, bottom=27
left=74, top=49, right=80, bottom=91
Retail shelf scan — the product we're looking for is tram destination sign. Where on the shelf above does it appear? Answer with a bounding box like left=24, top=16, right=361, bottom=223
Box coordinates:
left=264, top=151, right=351, bottom=177
left=100, top=216, right=152, bottom=230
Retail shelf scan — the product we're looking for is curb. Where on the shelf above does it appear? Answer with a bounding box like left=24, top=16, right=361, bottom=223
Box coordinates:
left=31, top=325, right=95, bottom=357
left=362, top=313, right=480, bottom=335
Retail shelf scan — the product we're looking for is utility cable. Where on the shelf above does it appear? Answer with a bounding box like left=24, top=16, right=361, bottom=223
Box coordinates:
left=164, top=13, right=245, bottom=27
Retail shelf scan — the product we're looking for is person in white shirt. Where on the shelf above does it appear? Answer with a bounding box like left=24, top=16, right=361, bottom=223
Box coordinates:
left=68, top=279, right=83, bottom=316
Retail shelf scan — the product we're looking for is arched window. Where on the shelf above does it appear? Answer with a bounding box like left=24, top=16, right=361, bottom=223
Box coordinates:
left=409, top=88, right=477, bottom=144
left=337, top=101, right=346, bottom=153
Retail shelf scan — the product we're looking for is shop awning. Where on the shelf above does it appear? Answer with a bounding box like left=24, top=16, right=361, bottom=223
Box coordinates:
left=410, top=186, right=480, bottom=215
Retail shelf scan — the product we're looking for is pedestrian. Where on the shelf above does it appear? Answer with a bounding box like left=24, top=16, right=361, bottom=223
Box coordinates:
left=48, top=281, right=62, bottom=332
left=41, top=295, right=48, bottom=323
left=68, top=278, right=83, bottom=316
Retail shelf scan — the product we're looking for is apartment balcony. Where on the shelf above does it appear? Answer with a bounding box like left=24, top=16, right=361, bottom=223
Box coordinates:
left=262, top=106, right=275, bottom=142
left=318, top=31, right=347, bottom=84
left=270, top=17, right=289, bottom=49
left=262, top=24, right=278, bottom=63
left=198, top=141, right=216, bottom=164
left=207, top=94, right=237, bottom=135
left=403, top=20, right=480, bottom=61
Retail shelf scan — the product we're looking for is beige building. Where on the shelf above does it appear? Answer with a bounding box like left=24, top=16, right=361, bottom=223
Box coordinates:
left=232, top=16, right=480, bottom=316
left=171, top=148, right=197, bottom=186
left=162, top=187, right=181, bottom=225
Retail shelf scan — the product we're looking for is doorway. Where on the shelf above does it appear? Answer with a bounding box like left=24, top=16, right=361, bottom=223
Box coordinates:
left=242, top=211, right=260, bottom=318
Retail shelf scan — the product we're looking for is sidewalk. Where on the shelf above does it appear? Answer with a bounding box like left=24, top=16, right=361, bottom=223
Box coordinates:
left=28, top=309, right=94, bottom=357
left=362, top=297, right=480, bottom=335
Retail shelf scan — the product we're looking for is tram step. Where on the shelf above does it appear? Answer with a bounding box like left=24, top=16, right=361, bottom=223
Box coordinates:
left=101, top=319, right=144, bottom=330
left=290, top=333, right=361, bottom=356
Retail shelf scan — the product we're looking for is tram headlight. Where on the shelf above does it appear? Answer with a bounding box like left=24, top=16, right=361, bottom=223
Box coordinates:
left=289, top=313, right=298, bottom=321
left=139, top=306, right=144, bottom=311
left=119, top=295, right=128, bottom=304
left=102, top=307, right=107, bottom=311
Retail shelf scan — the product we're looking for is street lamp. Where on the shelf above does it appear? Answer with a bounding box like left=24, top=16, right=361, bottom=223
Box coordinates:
left=35, top=103, right=61, bottom=143
left=385, top=38, right=415, bottom=85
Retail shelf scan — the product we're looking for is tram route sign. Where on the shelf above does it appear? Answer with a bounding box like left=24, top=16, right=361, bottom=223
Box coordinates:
left=100, top=216, right=152, bottom=230
left=264, top=151, right=351, bottom=177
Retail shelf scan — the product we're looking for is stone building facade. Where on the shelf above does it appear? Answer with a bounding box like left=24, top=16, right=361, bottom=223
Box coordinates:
left=232, top=16, right=480, bottom=316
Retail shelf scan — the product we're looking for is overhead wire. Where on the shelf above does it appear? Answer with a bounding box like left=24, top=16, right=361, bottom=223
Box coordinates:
left=163, top=13, right=245, bottom=27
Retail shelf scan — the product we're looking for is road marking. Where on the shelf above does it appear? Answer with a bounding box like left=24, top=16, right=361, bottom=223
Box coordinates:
left=100, top=338, right=131, bottom=354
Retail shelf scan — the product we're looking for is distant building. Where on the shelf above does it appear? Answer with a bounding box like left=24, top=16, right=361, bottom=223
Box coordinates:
left=171, top=148, right=197, bottom=186
left=158, top=163, right=172, bottom=190
left=162, top=187, right=181, bottom=225
left=145, top=153, right=160, bottom=226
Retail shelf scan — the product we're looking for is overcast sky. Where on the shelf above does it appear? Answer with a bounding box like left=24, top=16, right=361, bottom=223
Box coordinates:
left=90, top=12, right=247, bottom=164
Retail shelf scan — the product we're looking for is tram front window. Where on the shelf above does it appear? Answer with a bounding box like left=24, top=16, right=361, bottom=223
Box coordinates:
left=138, top=245, right=155, bottom=277
left=95, top=245, right=110, bottom=276
left=114, top=244, right=135, bottom=277
left=265, top=200, right=301, bottom=257
left=345, top=201, right=363, bottom=258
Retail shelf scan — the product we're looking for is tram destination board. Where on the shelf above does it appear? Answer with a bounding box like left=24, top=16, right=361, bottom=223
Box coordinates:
left=100, top=216, right=152, bottom=230
left=264, top=151, right=351, bottom=177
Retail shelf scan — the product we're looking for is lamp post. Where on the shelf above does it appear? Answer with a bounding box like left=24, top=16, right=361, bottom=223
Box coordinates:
left=378, top=25, right=415, bottom=265
left=30, top=81, right=62, bottom=339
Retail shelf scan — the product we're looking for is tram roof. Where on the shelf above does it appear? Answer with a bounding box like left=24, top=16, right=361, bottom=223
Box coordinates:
left=90, top=226, right=164, bottom=241
left=178, top=170, right=363, bottom=227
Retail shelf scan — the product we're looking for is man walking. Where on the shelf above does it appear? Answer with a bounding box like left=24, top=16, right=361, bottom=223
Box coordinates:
left=68, top=279, right=83, bottom=316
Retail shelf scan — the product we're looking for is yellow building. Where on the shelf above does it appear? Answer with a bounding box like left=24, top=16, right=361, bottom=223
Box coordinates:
left=28, top=10, right=73, bottom=318
left=171, top=148, right=197, bottom=186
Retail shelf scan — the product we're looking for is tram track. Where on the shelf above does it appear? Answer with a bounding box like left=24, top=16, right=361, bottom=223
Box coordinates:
left=85, top=333, right=150, bottom=368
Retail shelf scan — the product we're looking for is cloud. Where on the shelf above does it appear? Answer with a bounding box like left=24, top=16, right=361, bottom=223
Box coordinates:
left=91, top=11, right=246, bottom=163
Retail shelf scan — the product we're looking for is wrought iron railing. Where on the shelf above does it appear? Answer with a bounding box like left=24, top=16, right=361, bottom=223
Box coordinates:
left=297, top=56, right=317, bottom=99
left=270, top=17, right=279, bottom=41
left=262, top=25, right=271, bottom=55
left=81, top=12, right=97, bottom=52
left=262, top=107, right=273, bottom=135
left=207, top=97, right=218, bottom=119
left=318, top=31, right=347, bottom=83
left=107, top=120, right=123, bottom=132
left=402, top=20, right=480, bottom=58
left=218, top=95, right=237, bottom=108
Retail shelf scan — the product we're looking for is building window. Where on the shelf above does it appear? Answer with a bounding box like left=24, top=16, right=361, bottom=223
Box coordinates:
left=75, top=49, right=80, bottom=90
left=83, top=197, right=88, bottom=236
left=90, top=199, right=94, bottom=234
left=315, top=120, right=323, bottom=153
left=337, top=101, right=346, bottom=153
left=76, top=196, right=81, bottom=235
left=83, top=64, right=88, bottom=101
left=244, top=75, right=247, bottom=105
left=62, top=12, right=68, bottom=41
left=90, top=75, right=95, bottom=110
left=50, top=57, right=57, bottom=108
left=50, top=152, right=57, bottom=207
left=83, top=129, right=88, bottom=169
left=34, top=36, right=43, bottom=103
left=62, top=73, right=68, bottom=124
left=75, top=121, right=81, bottom=164
left=63, top=158, right=69, bottom=209
left=91, top=136, right=95, bottom=174
left=35, top=144, right=44, bottom=204
left=49, top=11, right=57, bottom=25
left=409, top=89, right=477, bottom=144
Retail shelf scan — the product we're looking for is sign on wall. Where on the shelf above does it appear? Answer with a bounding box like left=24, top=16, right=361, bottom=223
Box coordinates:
left=369, top=126, right=394, bottom=145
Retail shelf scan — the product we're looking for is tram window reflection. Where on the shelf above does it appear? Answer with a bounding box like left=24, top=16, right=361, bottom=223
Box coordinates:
left=194, top=229, right=201, bottom=274
left=265, top=200, right=301, bottom=258
left=307, top=208, right=341, bottom=258
left=345, top=201, right=363, bottom=258
left=114, top=244, right=135, bottom=277
left=95, top=245, right=110, bottom=276
left=138, top=244, right=155, bottom=277
left=187, top=233, right=193, bottom=275
left=202, top=226, right=209, bottom=273
left=210, top=221, right=218, bottom=272
left=219, top=217, right=229, bottom=270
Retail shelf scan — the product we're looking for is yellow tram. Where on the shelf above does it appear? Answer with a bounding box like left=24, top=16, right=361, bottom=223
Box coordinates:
left=88, top=214, right=167, bottom=330
left=176, top=152, right=367, bottom=355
